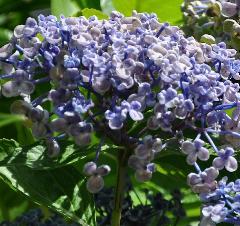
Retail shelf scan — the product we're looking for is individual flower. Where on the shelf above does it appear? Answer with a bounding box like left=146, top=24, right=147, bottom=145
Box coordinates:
left=181, top=139, right=209, bottom=165
left=105, top=106, right=128, bottom=130
left=128, top=136, right=161, bottom=182
left=201, top=203, right=228, bottom=224
left=212, top=147, right=238, bottom=172
left=187, top=167, right=219, bottom=193
left=83, top=161, right=111, bottom=193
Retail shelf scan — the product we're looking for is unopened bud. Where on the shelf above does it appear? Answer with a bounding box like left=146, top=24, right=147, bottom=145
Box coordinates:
left=135, top=169, right=152, bottom=182
left=83, top=161, right=97, bottom=176
left=96, top=165, right=111, bottom=176
left=46, top=139, right=60, bottom=158
left=86, top=175, right=104, bottom=193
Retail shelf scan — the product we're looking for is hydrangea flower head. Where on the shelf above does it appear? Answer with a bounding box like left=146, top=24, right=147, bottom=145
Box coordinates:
left=1, top=10, right=240, bottom=224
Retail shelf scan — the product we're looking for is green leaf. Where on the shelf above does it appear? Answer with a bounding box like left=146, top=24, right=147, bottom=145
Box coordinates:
left=51, top=0, right=80, bottom=17
left=112, top=0, right=183, bottom=25
left=0, top=178, right=33, bottom=221
left=81, top=8, right=108, bottom=19
left=0, top=139, right=95, bottom=169
left=112, top=0, right=136, bottom=16
left=0, top=28, right=12, bottom=46
left=0, top=165, right=96, bottom=226
left=100, top=0, right=115, bottom=15
left=74, top=0, right=101, bottom=10
left=15, top=123, right=35, bottom=146
left=0, top=113, right=24, bottom=128
left=231, top=36, right=240, bottom=51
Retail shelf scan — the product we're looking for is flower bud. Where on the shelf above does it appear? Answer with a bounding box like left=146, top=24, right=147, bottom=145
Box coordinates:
left=49, top=118, right=67, bottom=133
left=153, top=138, right=162, bottom=152
left=181, top=140, right=195, bottom=154
left=96, top=165, right=111, bottom=176
left=223, top=19, right=237, bottom=33
left=222, top=2, right=237, bottom=17
left=0, top=43, right=13, bottom=59
left=10, top=100, right=32, bottom=115
left=2, top=81, right=19, bottom=97
left=14, top=25, right=24, bottom=38
left=32, top=122, right=48, bottom=138
left=83, top=161, right=97, bottom=176
left=19, top=81, right=35, bottom=95
left=74, top=133, right=91, bottom=146
left=128, top=155, right=145, bottom=170
left=200, top=34, right=216, bottom=45
left=28, top=107, right=46, bottom=122
left=46, top=139, right=60, bottom=158
left=86, top=175, right=104, bottom=193
left=134, top=144, right=150, bottom=159
left=135, top=169, right=152, bottom=182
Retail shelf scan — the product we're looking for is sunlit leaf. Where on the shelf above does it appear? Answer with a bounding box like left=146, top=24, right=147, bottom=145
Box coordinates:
left=0, top=28, right=12, bottom=46
left=0, top=179, right=33, bottom=221
left=81, top=8, right=108, bottom=19
left=0, top=113, right=24, bottom=128
left=0, top=139, right=96, bottom=169
left=100, top=0, right=115, bottom=15
left=0, top=165, right=96, bottom=226
left=51, top=0, right=80, bottom=17
left=74, top=0, right=101, bottom=10
left=112, top=0, right=183, bottom=25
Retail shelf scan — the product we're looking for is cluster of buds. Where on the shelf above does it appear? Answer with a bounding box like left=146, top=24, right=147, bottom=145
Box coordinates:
left=83, top=161, right=111, bottom=193
left=1, top=10, right=240, bottom=224
left=182, top=0, right=240, bottom=50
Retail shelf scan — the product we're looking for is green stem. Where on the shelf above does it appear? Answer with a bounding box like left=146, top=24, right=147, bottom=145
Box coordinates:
left=111, top=148, right=128, bottom=226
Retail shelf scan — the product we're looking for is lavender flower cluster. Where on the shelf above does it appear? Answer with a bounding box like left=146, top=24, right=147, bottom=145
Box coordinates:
left=182, top=0, right=240, bottom=48
left=1, top=10, right=240, bottom=224
left=200, top=177, right=240, bottom=225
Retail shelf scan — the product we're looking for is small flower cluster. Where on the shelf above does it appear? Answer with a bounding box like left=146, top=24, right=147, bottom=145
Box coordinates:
left=1, top=10, right=240, bottom=224
left=199, top=177, right=240, bottom=225
left=182, top=0, right=240, bottom=49
left=128, top=135, right=162, bottom=182
left=182, top=131, right=240, bottom=224
left=83, top=161, right=111, bottom=193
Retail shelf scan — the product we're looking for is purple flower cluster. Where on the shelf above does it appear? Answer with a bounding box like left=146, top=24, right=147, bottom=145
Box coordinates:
left=199, top=177, right=240, bottom=225
left=1, top=10, right=240, bottom=223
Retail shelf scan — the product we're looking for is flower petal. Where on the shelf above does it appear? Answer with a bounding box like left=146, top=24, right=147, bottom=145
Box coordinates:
left=109, top=117, right=123, bottom=130
left=212, top=157, right=225, bottom=170
left=129, top=110, right=144, bottom=121
left=225, top=156, right=238, bottom=172
left=186, top=152, right=197, bottom=165
left=198, top=147, right=209, bottom=161
left=181, top=141, right=195, bottom=154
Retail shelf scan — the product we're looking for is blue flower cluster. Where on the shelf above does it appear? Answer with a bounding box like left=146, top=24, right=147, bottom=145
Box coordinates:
left=200, top=177, right=240, bottom=225
left=1, top=10, right=240, bottom=224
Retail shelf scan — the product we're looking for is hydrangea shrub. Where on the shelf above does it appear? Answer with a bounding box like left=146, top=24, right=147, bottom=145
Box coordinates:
left=1, top=8, right=240, bottom=226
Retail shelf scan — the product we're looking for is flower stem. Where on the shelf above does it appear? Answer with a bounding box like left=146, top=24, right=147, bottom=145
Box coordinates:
left=111, top=148, right=128, bottom=226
